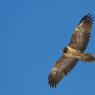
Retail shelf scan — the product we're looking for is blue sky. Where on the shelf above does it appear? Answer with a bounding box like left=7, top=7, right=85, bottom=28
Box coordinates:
left=0, top=0, right=95, bottom=95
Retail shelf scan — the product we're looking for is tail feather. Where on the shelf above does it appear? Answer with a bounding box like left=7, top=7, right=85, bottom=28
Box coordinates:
left=81, top=53, right=95, bottom=63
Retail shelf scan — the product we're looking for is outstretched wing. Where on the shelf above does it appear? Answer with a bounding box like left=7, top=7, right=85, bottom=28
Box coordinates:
left=48, top=56, right=78, bottom=88
left=69, top=13, right=94, bottom=52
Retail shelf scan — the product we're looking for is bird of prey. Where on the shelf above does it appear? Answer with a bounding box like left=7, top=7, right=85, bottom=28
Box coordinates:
left=48, top=13, right=95, bottom=88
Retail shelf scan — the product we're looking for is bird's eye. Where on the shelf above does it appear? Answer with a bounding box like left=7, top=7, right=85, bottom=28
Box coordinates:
left=63, top=47, right=68, bottom=53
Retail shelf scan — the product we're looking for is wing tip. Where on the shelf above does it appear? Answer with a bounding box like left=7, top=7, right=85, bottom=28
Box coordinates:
left=48, top=68, right=64, bottom=88
left=48, top=73, right=58, bottom=88
left=79, top=13, right=94, bottom=25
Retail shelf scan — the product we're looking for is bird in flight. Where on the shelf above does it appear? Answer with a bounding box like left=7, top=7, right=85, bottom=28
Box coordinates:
left=48, top=13, right=95, bottom=88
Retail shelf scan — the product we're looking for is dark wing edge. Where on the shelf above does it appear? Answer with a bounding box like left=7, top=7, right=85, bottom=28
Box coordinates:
left=78, top=13, right=94, bottom=25
left=48, top=56, right=78, bottom=88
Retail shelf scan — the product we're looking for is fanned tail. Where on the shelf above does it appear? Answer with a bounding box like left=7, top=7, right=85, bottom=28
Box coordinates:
left=81, top=53, right=95, bottom=63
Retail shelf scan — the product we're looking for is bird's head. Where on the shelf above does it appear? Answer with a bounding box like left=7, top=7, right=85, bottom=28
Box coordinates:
left=61, top=47, right=68, bottom=53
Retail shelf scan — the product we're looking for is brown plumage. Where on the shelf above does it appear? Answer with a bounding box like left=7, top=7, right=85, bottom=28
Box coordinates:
left=48, top=13, right=95, bottom=88
left=81, top=53, right=95, bottom=63
left=48, top=56, right=78, bottom=88
left=69, top=13, right=94, bottom=51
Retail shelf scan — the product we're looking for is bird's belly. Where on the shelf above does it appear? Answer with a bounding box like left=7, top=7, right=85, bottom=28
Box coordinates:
left=65, top=52, right=82, bottom=59
left=65, top=53, right=74, bottom=58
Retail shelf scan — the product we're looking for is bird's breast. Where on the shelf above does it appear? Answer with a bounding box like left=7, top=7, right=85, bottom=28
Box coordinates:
left=65, top=46, right=82, bottom=58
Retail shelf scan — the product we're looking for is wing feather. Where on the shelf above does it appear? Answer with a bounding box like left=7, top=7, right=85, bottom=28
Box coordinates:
left=48, top=56, right=78, bottom=88
left=69, top=13, right=94, bottom=51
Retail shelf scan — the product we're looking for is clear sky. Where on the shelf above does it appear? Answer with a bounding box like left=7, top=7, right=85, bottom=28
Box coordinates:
left=0, top=0, right=95, bottom=95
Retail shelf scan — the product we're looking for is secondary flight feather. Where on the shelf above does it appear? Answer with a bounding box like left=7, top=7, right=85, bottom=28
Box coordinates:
left=48, top=13, right=95, bottom=88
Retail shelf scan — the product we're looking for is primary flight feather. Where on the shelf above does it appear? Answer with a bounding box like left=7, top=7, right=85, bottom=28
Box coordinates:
left=48, top=13, right=95, bottom=88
